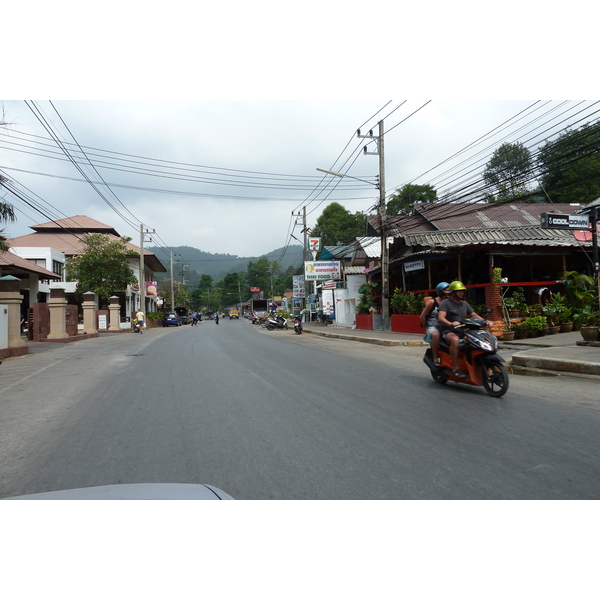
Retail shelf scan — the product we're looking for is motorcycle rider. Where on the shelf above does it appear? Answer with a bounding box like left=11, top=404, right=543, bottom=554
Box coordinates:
left=437, top=281, right=487, bottom=379
left=420, top=281, right=450, bottom=366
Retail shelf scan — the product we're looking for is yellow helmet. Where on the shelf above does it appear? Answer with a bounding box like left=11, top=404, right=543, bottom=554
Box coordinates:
left=449, top=281, right=467, bottom=292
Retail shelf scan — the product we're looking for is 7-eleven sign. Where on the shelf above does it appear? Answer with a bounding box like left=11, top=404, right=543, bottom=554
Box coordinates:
left=308, top=237, right=321, bottom=252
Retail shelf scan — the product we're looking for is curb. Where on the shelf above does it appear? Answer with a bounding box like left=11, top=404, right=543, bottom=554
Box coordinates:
left=303, top=328, right=425, bottom=347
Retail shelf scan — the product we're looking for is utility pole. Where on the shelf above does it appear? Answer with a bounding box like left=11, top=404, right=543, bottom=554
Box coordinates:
left=170, top=251, right=175, bottom=310
left=359, top=120, right=389, bottom=330
left=139, top=224, right=155, bottom=312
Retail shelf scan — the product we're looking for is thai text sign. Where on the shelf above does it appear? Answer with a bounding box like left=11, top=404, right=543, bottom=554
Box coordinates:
left=304, top=261, right=341, bottom=281
left=404, top=259, right=425, bottom=272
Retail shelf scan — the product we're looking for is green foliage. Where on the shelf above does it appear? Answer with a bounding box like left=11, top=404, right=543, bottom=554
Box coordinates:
left=357, top=282, right=378, bottom=314
left=387, top=184, right=437, bottom=216
left=0, top=174, right=16, bottom=252
left=311, top=202, right=366, bottom=246
left=390, top=288, right=424, bottom=314
left=502, top=287, right=527, bottom=312
left=483, top=142, right=533, bottom=203
left=561, top=270, right=596, bottom=308
left=543, top=292, right=572, bottom=325
left=537, top=122, right=600, bottom=203
left=574, top=306, right=600, bottom=327
left=157, top=278, right=191, bottom=310
left=66, top=233, right=138, bottom=302
left=521, top=315, right=547, bottom=332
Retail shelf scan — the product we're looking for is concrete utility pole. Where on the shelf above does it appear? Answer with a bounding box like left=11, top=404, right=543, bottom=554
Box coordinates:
left=358, top=120, right=389, bottom=330
left=139, top=223, right=145, bottom=311
left=170, top=251, right=175, bottom=310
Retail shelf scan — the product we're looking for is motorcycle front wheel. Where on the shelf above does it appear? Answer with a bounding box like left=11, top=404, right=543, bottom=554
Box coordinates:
left=481, top=359, right=509, bottom=397
left=266, top=323, right=275, bottom=331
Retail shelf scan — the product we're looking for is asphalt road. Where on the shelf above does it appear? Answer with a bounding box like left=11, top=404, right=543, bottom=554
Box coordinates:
left=1, top=318, right=599, bottom=499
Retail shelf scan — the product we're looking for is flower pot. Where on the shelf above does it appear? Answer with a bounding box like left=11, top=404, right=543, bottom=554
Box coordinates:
left=560, top=322, right=573, bottom=333
left=580, top=326, right=599, bottom=342
left=549, top=325, right=561, bottom=334
left=509, top=310, right=520, bottom=318
left=540, top=327, right=549, bottom=336
left=515, top=330, right=528, bottom=339
left=502, top=331, right=515, bottom=341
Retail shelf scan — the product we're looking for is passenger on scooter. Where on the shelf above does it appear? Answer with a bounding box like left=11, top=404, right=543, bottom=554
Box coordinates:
left=420, top=281, right=450, bottom=366
left=437, top=281, right=487, bottom=379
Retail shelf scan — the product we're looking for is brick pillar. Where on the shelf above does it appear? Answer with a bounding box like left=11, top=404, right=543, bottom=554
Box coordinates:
left=47, top=287, right=69, bottom=340
left=82, top=291, right=98, bottom=334
left=109, top=296, right=121, bottom=331
left=485, top=284, right=503, bottom=322
left=0, top=275, right=25, bottom=349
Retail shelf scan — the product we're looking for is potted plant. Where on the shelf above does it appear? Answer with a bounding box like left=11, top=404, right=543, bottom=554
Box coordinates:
left=390, top=289, right=426, bottom=334
left=575, top=308, right=600, bottom=342
left=502, top=325, right=515, bottom=341
left=513, top=323, right=528, bottom=339
left=521, top=315, right=547, bottom=337
left=356, top=282, right=378, bottom=330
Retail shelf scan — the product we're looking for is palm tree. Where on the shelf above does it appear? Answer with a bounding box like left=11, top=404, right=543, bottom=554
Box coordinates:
left=0, top=174, right=16, bottom=252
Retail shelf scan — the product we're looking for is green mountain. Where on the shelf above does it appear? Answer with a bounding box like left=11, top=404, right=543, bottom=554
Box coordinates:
left=148, top=244, right=304, bottom=289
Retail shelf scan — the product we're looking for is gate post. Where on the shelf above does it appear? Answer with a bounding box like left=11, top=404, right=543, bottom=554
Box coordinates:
left=82, top=291, right=98, bottom=334
left=109, top=296, right=121, bottom=331
left=47, top=287, right=69, bottom=340
left=0, top=275, right=26, bottom=350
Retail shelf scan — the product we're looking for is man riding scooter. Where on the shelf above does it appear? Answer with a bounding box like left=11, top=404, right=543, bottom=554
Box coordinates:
left=437, top=281, right=488, bottom=379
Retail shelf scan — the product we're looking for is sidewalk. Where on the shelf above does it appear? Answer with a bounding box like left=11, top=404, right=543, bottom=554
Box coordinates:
left=302, top=322, right=600, bottom=378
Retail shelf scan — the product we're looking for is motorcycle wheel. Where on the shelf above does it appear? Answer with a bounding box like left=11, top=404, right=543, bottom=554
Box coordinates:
left=481, top=360, right=509, bottom=397
left=431, top=370, right=448, bottom=384
left=266, top=323, right=275, bottom=331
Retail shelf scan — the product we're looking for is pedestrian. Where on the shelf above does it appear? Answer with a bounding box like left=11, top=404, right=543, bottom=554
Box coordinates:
left=136, top=309, right=146, bottom=334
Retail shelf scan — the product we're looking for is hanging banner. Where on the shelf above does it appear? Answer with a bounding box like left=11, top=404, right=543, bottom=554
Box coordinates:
left=292, top=275, right=306, bottom=298
left=304, top=261, right=341, bottom=281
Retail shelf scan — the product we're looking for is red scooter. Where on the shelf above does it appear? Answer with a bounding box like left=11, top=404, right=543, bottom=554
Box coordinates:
left=423, top=318, right=509, bottom=397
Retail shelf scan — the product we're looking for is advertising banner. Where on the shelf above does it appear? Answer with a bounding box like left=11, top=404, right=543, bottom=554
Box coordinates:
left=146, top=281, right=158, bottom=297
left=304, top=261, right=341, bottom=281
left=322, top=288, right=334, bottom=316
left=292, top=275, right=306, bottom=298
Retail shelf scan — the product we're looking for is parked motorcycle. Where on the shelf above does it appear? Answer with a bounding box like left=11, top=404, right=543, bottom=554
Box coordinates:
left=423, top=318, right=509, bottom=397
left=266, top=314, right=288, bottom=331
left=293, top=316, right=303, bottom=335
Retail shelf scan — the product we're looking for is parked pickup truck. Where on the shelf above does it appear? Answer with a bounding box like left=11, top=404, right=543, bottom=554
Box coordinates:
left=229, top=308, right=239, bottom=319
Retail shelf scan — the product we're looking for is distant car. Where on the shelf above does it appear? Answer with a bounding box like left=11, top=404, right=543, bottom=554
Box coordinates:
left=162, top=312, right=181, bottom=327
left=174, top=307, right=189, bottom=324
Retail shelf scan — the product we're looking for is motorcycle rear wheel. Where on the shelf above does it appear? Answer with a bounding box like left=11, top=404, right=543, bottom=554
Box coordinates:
left=481, top=360, right=509, bottom=397
left=266, top=323, right=275, bottom=331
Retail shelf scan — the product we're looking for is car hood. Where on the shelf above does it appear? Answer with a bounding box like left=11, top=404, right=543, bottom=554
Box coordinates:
left=5, top=483, right=234, bottom=500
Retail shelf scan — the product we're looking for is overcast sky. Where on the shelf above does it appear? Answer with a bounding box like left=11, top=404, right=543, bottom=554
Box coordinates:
left=4, top=99, right=598, bottom=260
left=3, top=3, right=596, bottom=260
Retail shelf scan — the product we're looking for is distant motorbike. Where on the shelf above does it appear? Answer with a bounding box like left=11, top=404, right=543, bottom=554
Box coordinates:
left=133, top=319, right=141, bottom=333
left=293, top=316, right=303, bottom=335
left=266, top=314, right=288, bottom=331
left=423, top=318, right=509, bottom=397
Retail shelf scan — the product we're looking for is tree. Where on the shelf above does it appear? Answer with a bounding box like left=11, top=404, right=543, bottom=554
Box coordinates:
left=247, top=256, right=281, bottom=297
left=0, top=174, right=16, bottom=252
left=191, top=274, right=214, bottom=310
left=387, top=184, right=437, bottom=215
left=311, top=202, right=366, bottom=246
left=483, top=142, right=532, bottom=203
left=158, top=278, right=191, bottom=309
left=66, top=233, right=138, bottom=302
left=537, top=122, right=600, bottom=204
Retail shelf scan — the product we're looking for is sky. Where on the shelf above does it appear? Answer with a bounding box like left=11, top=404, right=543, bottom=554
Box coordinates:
left=3, top=2, right=597, bottom=262
left=3, top=98, right=598, bottom=262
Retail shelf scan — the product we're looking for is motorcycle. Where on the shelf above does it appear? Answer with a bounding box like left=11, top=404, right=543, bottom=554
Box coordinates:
left=266, top=314, right=288, bottom=331
left=423, top=318, right=509, bottom=397
left=293, top=316, right=303, bottom=334
left=133, top=319, right=141, bottom=333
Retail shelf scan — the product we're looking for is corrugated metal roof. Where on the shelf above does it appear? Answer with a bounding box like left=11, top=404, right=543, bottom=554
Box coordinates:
left=402, top=226, right=591, bottom=249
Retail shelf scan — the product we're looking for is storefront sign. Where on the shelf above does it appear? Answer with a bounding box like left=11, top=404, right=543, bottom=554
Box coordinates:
left=304, top=261, right=341, bottom=281
left=540, top=213, right=589, bottom=230
left=404, top=259, right=425, bottom=272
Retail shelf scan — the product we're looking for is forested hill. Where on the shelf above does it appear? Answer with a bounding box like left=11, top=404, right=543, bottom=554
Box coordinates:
left=147, top=244, right=303, bottom=286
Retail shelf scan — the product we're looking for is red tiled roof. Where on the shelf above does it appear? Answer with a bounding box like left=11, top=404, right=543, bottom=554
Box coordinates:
left=0, top=251, right=61, bottom=279
left=30, top=215, right=121, bottom=236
